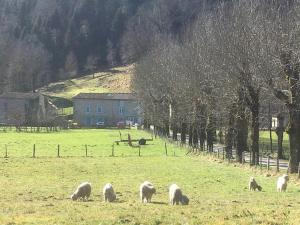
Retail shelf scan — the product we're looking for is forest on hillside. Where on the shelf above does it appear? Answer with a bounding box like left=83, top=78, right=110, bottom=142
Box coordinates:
left=0, top=0, right=218, bottom=92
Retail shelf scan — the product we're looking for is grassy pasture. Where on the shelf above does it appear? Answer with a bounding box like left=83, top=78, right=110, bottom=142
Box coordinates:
left=1, top=129, right=300, bottom=225
left=0, top=129, right=176, bottom=158
left=259, top=131, right=290, bottom=158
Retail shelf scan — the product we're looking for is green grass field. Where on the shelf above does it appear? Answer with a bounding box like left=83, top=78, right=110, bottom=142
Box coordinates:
left=259, top=131, right=290, bottom=158
left=1, top=129, right=300, bottom=225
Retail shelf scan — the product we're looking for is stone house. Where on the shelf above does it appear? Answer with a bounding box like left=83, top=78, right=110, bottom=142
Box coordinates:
left=0, top=92, right=58, bottom=125
left=73, top=93, right=142, bottom=126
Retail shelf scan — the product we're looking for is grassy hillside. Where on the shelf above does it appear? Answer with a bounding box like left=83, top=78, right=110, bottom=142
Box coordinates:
left=39, top=65, right=133, bottom=99
left=1, top=129, right=300, bottom=225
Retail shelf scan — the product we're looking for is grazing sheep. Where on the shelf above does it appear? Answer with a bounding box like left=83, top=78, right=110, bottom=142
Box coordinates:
left=71, top=182, right=91, bottom=201
left=249, top=177, right=262, bottom=191
left=140, top=181, right=156, bottom=203
left=103, top=183, right=116, bottom=202
left=169, top=184, right=189, bottom=205
left=277, top=174, right=289, bottom=192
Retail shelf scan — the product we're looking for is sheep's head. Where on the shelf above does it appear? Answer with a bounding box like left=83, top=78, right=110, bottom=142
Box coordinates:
left=181, top=195, right=189, bottom=205
left=257, top=186, right=262, bottom=191
left=71, top=193, right=78, bottom=201
left=152, top=188, right=156, bottom=194
left=283, top=174, right=289, bottom=181
left=112, top=193, right=116, bottom=201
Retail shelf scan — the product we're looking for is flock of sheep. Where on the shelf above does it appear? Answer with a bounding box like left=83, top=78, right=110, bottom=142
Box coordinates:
left=70, top=174, right=289, bottom=204
left=71, top=181, right=189, bottom=205
left=249, top=174, right=289, bottom=192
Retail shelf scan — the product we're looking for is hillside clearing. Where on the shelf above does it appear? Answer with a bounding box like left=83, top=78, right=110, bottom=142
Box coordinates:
left=39, top=65, right=133, bottom=99
left=1, top=129, right=300, bottom=225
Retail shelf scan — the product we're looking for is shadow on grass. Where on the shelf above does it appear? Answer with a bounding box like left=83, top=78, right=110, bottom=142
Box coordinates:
left=151, top=201, right=168, bottom=205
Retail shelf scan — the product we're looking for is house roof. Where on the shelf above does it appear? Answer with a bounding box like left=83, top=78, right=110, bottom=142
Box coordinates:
left=0, top=92, right=40, bottom=100
left=73, top=93, right=137, bottom=100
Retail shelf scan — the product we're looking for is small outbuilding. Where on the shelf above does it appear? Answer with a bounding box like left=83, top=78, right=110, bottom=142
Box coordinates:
left=0, top=92, right=58, bottom=125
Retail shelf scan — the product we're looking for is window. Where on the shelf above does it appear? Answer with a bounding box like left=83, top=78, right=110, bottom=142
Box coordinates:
left=85, top=105, right=91, bottom=113
left=119, top=106, right=124, bottom=114
left=97, top=105, right=102, bottom=113
left=119, top=101, right=124, bottom=114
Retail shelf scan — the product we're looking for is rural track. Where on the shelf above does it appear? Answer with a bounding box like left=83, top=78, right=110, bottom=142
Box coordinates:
left=171, top=132, right=289, bottom=171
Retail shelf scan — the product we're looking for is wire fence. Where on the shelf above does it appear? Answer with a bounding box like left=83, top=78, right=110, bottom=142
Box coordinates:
left=166, top=134, right=291, bottom=174
left=0, top=126, right=63, bottom=133
left=1, top=139, right=183, bottom=159
left=1, top=129, right=295, bottom=174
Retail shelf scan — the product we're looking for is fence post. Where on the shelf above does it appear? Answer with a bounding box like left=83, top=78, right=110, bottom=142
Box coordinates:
left=173, top=148, right=176, bottom=157
left=259, top=153, right=262, bottom=169
left=222, top=147, right=225, bottom=160
left=267, top=156, right=270, bottom=170
left=57, top=144, right=60, bottom=158
left=112, top=144, right=115, bottom=157
left=298, top=162, right=300, bottom=179
left=276, top=156, right=279, bottom=172
left=4, top=144, right=8, bottom=158
left=286, top=158, right=290, bottom=174
left=85, top=145, right=88, bottom=157
left=138, top=146, right=141, bottom=157
left=165, top=142, right=168, bottom=156
left=33, top=144, right=36, bottom=158
left=242, top=152, right=244, bottom=164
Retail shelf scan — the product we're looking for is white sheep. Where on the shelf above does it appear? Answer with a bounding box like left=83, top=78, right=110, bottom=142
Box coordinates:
left=103, top=183, right=116, bottom=202
left=140, top=181, right=156, bottom=203
left=277, top=174, right=289, bottom=192
left=249, top=177, right=262, bottom=191
left=169, top=184, right=189, bottom=205
left=71, top=182, right=91, bottom=201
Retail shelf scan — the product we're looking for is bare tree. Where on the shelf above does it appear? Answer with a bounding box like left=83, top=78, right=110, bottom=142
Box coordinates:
left=257, top=0, right=300, bottom=172
left=6, top=36, right=50, bottom=92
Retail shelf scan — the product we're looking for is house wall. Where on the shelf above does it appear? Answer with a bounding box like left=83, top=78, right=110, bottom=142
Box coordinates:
left=73, top=99, right=142, bottom=126
left=0, top=99, right=27, bottom=125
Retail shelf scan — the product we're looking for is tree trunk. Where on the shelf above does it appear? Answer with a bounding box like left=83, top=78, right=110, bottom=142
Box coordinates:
left=268, top=103, right=273, bottom=153
left=287, top=108, right=300, bottom=173
left=172, top=126, right=178, bottom=141
left=192, top=124, right=198, bottom=149
left=188, top=125, right=193, bottom=146
left=199, top=121, right=206, bottom=150
left=251, top=104, right=260, bottom=165
left=181, top=123, right=187, bottom=144
left=144, top=119, right=151, bottom=130
left=235, top=111, right=248, bottom=163
left=207, top=115, right=216, bottom=152
left=164, top=121, right=170, bottom=138
left=225, top=108, right=235, bottom=159
left=276, top=113, right=285, bottom=159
